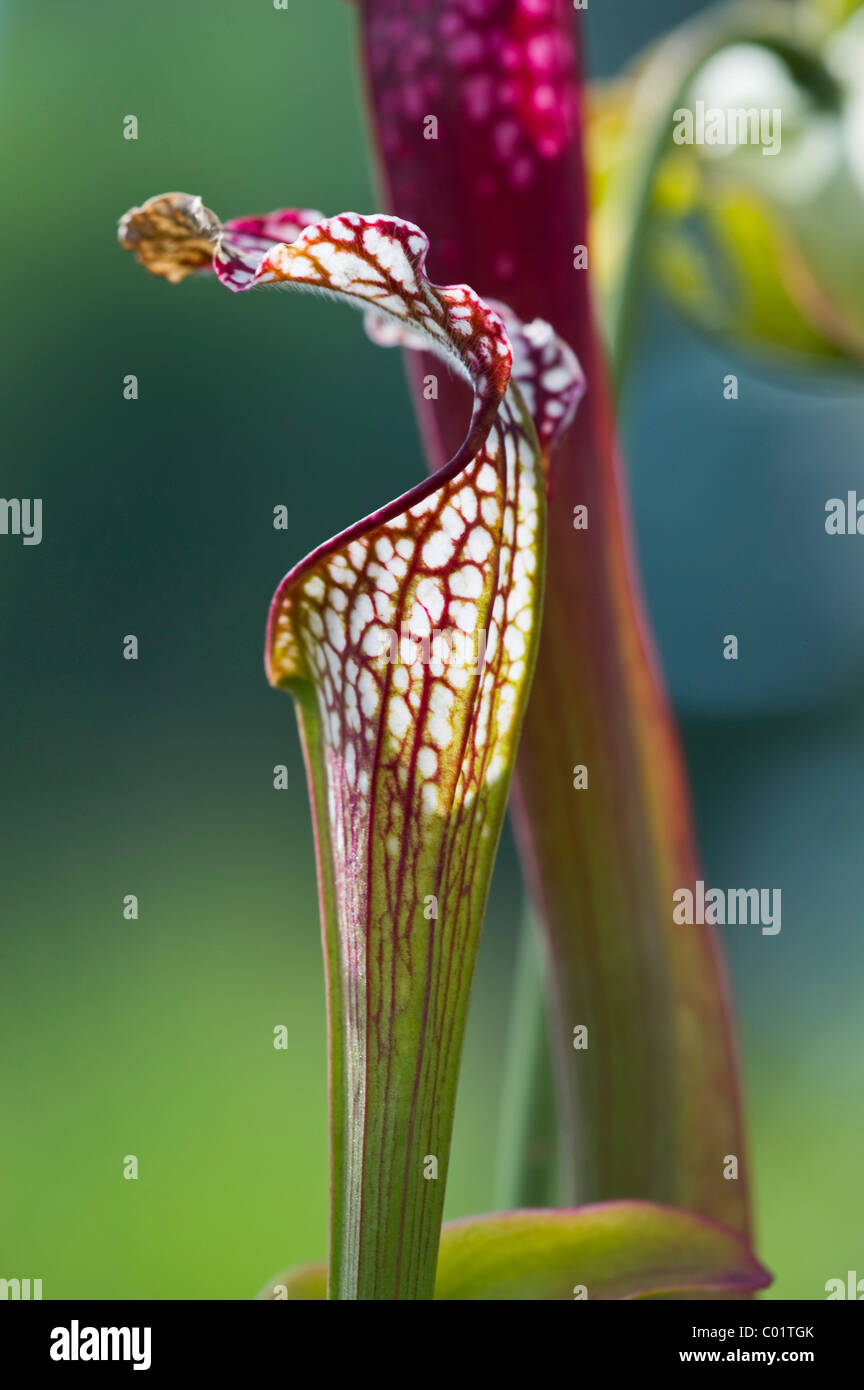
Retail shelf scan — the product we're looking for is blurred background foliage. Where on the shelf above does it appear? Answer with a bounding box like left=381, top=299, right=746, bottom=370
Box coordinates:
left=591, top=0, right=864, bottom=366
left=0, top=0, right=861, bottom=1300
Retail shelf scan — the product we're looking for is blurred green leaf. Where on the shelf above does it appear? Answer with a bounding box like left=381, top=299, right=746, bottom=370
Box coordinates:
left=589, top=1, right=864, bottom=371
left=258, top=1263, right=328, bottom=1301
left=810, top=0, right=864, bottom=26
left=653, top=186, right=853, bottom=363
left=259, top=1201, right=771, bottom=1301
left=434, top=1204, right=771, bottom=1301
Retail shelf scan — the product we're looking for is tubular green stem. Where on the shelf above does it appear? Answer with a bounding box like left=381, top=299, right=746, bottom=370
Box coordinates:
left=494, top=911, right=559, bottom=1211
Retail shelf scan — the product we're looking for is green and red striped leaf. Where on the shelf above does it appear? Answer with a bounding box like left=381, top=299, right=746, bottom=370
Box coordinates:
left=357, top=0, right=753, bottom=1249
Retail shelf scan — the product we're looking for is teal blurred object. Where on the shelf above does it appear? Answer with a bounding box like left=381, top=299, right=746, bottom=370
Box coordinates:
left=0, top=0, right=861, bottom=1300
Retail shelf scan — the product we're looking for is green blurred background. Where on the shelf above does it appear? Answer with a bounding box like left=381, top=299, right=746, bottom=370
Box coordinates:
left=1, top=0, right=861, bottom=1299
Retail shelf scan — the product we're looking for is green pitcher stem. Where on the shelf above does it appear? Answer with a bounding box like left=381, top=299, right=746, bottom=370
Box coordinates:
left=494, top=910, right=559, bottom=1210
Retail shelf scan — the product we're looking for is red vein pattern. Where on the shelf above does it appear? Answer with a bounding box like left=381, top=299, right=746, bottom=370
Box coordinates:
left=118, top=192, right=583, bottom=1298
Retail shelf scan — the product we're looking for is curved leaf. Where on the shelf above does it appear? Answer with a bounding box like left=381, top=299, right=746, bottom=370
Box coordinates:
left=119, top=194, right=582, bottom=1299
left=258, top=1200, right=771, bottom=1301
left=257, top=1263, right=328, bottom=1301
left=434, top=1203, right=772, bottom=1301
